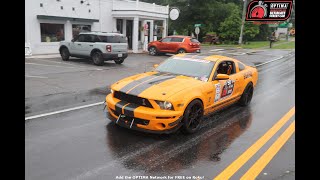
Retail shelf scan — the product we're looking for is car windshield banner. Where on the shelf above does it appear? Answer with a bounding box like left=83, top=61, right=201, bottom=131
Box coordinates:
left=246, top=0, right=293, bottom=21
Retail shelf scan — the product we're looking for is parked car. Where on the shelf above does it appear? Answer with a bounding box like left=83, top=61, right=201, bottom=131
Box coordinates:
left=59, top=32, right=128, bottom=66
left=105, top=53, right=258, bottom=134
left=148, top=35, right=200, bottom=56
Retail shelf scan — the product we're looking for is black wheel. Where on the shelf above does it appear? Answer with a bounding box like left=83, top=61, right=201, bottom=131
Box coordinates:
left=91, top=51, right=104, bottom=66
left=114, top=58, right=124, bottom=64
left=149, top=46, right=158, bottom=56
left=60, top=47, right=70, bottom=61
left=182, top=99, right=204, bottom=134
left=239, top=83, right=254, bottom=106
left=177, top=48, right=186, bottom=54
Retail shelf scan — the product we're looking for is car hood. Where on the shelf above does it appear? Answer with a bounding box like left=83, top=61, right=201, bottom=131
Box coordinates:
left=112, top=72, right=204, bottom=100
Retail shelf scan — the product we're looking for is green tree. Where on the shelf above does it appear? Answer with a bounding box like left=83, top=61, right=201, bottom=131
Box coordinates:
left=255, top=24, right=271, bottom=41
left=218, top=11, right=241, bottom=42
left=243, top=22, right=260, bottom=42
left=142, top=0, right=241, bottom=41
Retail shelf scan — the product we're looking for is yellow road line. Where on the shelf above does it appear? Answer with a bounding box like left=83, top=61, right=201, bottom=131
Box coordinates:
left=214, top=106, right=295, bottom=180
left=240, top=121, right=295, bottom=180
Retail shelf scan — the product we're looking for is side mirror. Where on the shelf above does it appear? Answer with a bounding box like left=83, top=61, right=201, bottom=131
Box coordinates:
left=153, top=64, right=159, bottom=68
left=71, top=39, right=75, bottom=42
left=215, top=74, right=229, bottom=80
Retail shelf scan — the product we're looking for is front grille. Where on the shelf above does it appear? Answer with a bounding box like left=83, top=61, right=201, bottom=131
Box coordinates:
left=110, top=109, right=150, bottom=126
left=114, top=91, right=153, bottom=108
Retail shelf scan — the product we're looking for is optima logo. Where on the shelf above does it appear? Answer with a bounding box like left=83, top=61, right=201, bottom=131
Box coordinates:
left=270, top=3, right=289, bottom=8
left=246, top=0, right=293, bottom=21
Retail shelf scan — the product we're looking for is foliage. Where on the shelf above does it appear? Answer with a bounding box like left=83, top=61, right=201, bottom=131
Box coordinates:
left=243, top=22, right=260, bottom=41
left=142, top=0, right=271, bottom=42
left=218, top=11, right=241, bottom=42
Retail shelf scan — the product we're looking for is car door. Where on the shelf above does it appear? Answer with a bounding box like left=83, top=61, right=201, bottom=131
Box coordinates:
left=170, top=37, right=184, bottom=53
left=70, top=34, right=86, bottom=55
left=81, top=34, right=95, bottom=56
left=158, top=37, right=171, bottom=52
left=208, top=60, right=240, bottom=113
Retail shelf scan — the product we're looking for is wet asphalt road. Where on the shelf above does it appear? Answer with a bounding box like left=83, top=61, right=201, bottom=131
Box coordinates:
left=25, top=50, right=295, bottom=180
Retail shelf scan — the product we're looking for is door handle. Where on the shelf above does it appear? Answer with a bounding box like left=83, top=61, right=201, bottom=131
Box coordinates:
left=89, top=45, right=93, bottom=47
left=77, top=44, right=81, bottom=46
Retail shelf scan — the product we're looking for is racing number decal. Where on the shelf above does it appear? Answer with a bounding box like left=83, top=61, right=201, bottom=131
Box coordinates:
left=214, top=80, right=235, bottom=102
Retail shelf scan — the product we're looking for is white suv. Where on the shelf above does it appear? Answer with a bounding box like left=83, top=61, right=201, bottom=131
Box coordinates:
left=59, top=32, right=128, bottom=66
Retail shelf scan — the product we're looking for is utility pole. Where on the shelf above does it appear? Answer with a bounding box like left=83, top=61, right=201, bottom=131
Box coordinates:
left=239, top=0, right=247, bottom=45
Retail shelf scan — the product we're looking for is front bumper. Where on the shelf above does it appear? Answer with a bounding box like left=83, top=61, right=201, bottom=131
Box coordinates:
left=105, top=94, right=184, bottom=134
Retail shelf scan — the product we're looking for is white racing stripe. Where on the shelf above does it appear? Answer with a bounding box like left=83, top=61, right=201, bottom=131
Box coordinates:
left=26, top=62, right=78, bottom=68
left=25, top=101, right=105, bottom=121
left=25, top=54, right=290, bottom=121
left=256, top=56, right=284, bottom=67
left=25, top=75, right=48, bottom=79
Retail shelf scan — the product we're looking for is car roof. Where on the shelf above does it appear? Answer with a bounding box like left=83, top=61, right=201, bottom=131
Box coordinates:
left=173, top=53, right=240, bottom=62
left=79, top=31, right=125, bottom=36
left=167, top=35, right=192, bottom=38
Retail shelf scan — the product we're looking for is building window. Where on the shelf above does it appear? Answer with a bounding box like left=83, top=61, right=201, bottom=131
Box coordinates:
left=40, top=3, right=43, bottom=7
left=88, top=9, right=91, bottom=13
left=72, top=7, right=75, bottom=11
left=40, top=23, right=65, bottom=42
left=116, top=19, right=123, bottom=34
left=60, top=6, right=63, bottom=10
left=72, top=24, right=91, bottom=39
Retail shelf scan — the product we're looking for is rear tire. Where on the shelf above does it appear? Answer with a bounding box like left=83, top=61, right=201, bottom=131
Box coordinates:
left=114, top=58, right=124, bottom=64
left=239, top=83, right=254, bottom=106
left=182, top=99, right=204, bottom=134
left=149, top=46, right=158, bottom=56
left=60, top=48, right=70, bottom=61
left=91, top=51, right=104, bottom=66
left=177, top=48, right=186, bottom=54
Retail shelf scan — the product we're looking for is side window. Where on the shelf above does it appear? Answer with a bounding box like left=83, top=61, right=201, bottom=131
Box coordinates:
left=171, top=37, right=184, bottom=42
left=214, top=61, right=236, bottom=78
left=238, top=62, right=246, bottom=71
left=92, top=35, right=100, bottom=42
left=161, top=38, right=172, bottom=42
left=83, top=35, right=93, bottom=42
left=76, top=35, right=85, bottom=42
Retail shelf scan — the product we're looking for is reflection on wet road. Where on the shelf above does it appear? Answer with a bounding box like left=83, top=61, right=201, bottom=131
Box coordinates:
left=25, top=55, right=295, bottom=180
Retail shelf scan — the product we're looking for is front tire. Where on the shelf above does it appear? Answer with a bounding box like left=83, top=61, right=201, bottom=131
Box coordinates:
left=60, top=48, right=70, bottom=61
left=239, top=83, right=254, bottom=106
left=182, top=99, right=204, bottom=134
left=91, top=51, right=104, bottom=66
left=149, top=46, right=158, bottom=56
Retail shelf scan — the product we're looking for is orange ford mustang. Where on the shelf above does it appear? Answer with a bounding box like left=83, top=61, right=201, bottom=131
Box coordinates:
left=105, top=53, right=258, bottom=134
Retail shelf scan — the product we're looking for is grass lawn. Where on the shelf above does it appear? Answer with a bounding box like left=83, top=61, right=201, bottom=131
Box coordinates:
left=202, top=40, right=295, bottom=49
left=272, top=41, right=295, bottom=49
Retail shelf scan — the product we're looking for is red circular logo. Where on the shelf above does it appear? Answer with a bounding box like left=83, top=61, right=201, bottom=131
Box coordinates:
left=251, top=6, right=265, bottom=18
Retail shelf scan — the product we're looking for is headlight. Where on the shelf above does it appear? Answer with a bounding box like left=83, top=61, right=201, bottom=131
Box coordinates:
left=110, top=89, right=114, bottom=94
left=155, top=100, right=174, bottom=110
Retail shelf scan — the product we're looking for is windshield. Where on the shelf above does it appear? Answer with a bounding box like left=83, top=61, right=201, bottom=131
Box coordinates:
left=155, top=57, right=215, bottom=82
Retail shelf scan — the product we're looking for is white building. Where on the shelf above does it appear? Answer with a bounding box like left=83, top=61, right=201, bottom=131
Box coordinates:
left=25, top=0, right=169, bottom=54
